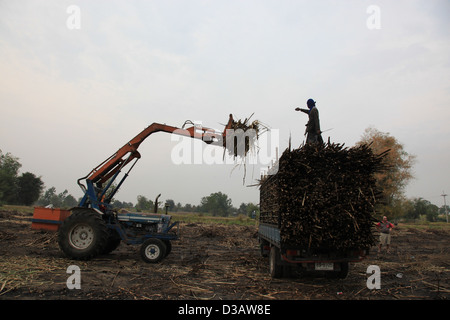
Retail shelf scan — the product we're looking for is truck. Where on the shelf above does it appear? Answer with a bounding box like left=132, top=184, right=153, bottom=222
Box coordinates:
left=33, top=115, right=236, bottom=263
left=257, top=144, right=376, bottom=279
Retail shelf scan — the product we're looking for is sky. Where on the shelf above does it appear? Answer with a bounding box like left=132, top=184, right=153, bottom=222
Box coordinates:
left=1, top=0, right=449, bottom=208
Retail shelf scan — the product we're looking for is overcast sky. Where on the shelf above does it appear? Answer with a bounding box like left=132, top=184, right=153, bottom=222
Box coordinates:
left=1, top=0, right=449, bottom=208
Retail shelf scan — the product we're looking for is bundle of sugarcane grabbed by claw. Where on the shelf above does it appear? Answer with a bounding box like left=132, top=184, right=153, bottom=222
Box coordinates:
left=223, top=113, right=269, bottom=159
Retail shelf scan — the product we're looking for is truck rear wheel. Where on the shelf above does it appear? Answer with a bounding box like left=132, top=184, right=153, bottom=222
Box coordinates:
left=58, top=210, right=109, bottom=260
left=260, top=239, right=270, bottom=257
left=269, top=246, right=283, bottom=278
left=329, top=262, right=349, bottom=279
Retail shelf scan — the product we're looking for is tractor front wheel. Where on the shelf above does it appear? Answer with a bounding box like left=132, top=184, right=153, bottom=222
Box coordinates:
left=140, top=238, right=166, bottom=263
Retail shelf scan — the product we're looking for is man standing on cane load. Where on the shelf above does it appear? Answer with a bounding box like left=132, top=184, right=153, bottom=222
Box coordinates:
left=295, top=98, right=323, bottom=144
left=376, top=216, right=395, bottom=253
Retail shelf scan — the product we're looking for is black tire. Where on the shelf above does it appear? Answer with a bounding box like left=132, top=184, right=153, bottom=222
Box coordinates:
left=140, top=238, right=166, bottom=263
left=325, top=262, right=349, bottom=279
left=260, top=239, right=269, bottom=257
left=102, top=229, right=121, bottom=255
left=336, top=262, right=349, bottom=279
left=58, top=210, right=109, bottom=260
left=269, top=246, right=283, bottom=278
left=163, top=240, right=172, bottom=257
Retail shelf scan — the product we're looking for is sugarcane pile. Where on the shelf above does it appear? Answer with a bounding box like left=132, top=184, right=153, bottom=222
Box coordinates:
left=259, top=141, right=388, bottom=251
left=224, top=113, right=265, bottom=159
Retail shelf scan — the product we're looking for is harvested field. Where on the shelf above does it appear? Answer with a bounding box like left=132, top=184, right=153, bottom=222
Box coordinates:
left=0, top=208, right=449, bottom=301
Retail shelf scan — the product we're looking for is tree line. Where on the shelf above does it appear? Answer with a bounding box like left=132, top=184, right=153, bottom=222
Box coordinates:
left=130, top=192, right=259, bottom=217
left=0, top=150, right=44, bottom=206
left=388, top=197, right=448, bottom=222
left=0, top=150, right=258, bottom=217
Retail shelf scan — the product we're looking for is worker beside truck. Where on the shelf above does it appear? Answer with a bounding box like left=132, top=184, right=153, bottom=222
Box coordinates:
left=376, top=216, right=395, bottom=254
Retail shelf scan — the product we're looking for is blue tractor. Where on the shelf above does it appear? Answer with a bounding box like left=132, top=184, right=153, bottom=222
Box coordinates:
left=58, top=115, right=234, bottom=262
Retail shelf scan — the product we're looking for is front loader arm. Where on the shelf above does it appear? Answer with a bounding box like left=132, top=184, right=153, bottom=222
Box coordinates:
left=77, top=115, right=234, bottom=211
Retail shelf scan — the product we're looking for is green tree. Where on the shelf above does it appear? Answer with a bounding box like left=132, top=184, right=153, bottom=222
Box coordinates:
left=200, top=192, right=233, bottom=216
left=439, top=205, right=449, bottom=221
left=37, top=187, right=78, bottom=208
left=238, top=203, right=247, bottom=215
left=17, top=172, right=44, bottom=205
left=238, top=202, right=259, bottom=217
left=135, top=195, right=154, bottom=212
left=0, top=150, right=21, bottom=204
left=393, top=197, right=414, bottom=220
left=425, top=203, right=439, bottom=222
left=38, top=187, right=58, bottom=207
left=413, top=198, right=429, bottom=220
left=405, top=198, right=438, bottom=222
left=62, top=193, right=78, bottom=208
left=245, top=202, right=259, bottom=218
left=111, top=200, right=134, bottom=209
left=165, top=199, right=176, bottom=212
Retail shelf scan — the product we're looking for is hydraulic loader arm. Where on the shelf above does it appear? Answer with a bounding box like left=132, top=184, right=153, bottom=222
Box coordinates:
left=77, top=114, right=234, bottom=211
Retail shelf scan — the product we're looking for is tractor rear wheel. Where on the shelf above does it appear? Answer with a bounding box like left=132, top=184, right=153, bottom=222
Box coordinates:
left=58, top=210, right=109, bottom=260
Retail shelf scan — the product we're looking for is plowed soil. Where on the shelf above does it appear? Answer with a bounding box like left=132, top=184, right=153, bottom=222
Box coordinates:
left=0, top=209, right=449, bottom=300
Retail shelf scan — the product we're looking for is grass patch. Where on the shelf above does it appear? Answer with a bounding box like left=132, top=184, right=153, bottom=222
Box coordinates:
left=398, top=221, right=450, bottom=231
left=0, top=205, right=34, bottom=214
left=0, top=255, right=61, bottom=296
left=170, top=212, right=257, bottom=226
left=0, top=205, right=258, bottom=226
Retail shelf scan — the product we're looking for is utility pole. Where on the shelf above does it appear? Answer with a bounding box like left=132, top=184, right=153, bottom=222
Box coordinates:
left=442, top=191, right=448, bottom=223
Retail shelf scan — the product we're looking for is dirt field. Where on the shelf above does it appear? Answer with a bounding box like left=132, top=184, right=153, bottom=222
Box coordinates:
left=0, top=208, right=449, bottom=301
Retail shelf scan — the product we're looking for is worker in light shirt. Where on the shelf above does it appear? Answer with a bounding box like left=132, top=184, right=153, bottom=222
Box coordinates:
left=376, top=216, right=395, bottom=253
